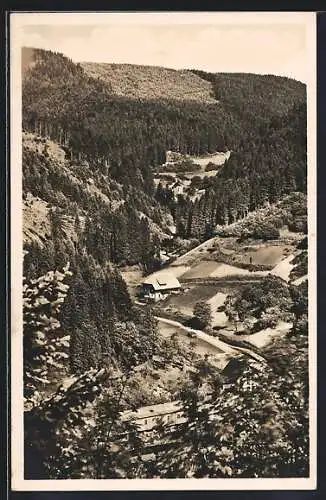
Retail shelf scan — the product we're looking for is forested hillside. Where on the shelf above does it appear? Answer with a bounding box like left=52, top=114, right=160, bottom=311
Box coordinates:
left=22, top=46, right=309, bottom=480
left=22, top=47, right=306, bottom=232
left=22, top=45, right=307, bottom=372
left=22, top=45, right=307, bottom=348
left=22, top=48, right=305, bottom=175
left=81, top=62, right=217, bottom=102
left=22, top=132, right=174, bottom=376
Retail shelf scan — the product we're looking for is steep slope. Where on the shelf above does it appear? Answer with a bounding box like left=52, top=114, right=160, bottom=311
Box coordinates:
left=22, top=132, right=174, bottom=265
left=22, top=131, right=170, bottom=375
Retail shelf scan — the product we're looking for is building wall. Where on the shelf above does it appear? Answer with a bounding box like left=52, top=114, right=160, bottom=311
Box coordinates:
left=142, top=283, right=181, bottom=302
left=137, top=410, right=185, bottom=432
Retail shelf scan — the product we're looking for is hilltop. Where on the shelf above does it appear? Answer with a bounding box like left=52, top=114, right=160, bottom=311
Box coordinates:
left=22, top=47, right=306, bottom=200
left=80, top=62, right=218, bottom=103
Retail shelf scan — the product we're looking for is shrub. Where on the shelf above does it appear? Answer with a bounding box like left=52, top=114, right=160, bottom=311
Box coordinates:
left=204, top=161, right=218, bottom=172
left=288, top=216, right=307, bottom=233
left=161, top=159, right=201, bottom=173
left=252, top=223, right=280, bottom=241
left=193, top=300, right=212, bottom=330
left=190, top=176, right=202, bottom=188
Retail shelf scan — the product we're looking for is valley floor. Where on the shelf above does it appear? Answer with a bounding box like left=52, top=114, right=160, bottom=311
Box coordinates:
left=125, top=229, right=302, bottom=409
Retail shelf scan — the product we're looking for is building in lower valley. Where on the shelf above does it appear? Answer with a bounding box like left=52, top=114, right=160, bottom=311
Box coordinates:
left=141, top=271, right=181, bottom=302
left=120, top=400, right=186, bottom=433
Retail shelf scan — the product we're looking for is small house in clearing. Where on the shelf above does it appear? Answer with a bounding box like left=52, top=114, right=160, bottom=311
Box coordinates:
left=141, top=271, right=181, bottom=302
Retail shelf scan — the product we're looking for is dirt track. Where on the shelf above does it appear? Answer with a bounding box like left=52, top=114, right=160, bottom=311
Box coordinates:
left=156, top=316, right=267, bottom=364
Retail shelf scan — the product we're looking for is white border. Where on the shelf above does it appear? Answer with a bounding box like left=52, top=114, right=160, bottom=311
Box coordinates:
left=11, top=12, right=24, bottom=490
left=9, top=11, right=313, bottom=26
left=306, top=13, right=317, bottom=492
left=10, top=11, right=317, bottom=491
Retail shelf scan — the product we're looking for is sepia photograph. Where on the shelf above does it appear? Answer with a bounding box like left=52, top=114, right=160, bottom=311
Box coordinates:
left=10, top=11, right=316, bottom=490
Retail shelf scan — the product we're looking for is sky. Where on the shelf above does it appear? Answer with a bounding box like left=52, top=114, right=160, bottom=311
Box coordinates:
left=17, top=13, right=312, bottom=83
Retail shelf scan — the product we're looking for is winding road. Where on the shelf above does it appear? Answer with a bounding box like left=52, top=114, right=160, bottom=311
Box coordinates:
left=135, top=298, right=266, bottom=364
left=155, top=315, right=267, bottom=364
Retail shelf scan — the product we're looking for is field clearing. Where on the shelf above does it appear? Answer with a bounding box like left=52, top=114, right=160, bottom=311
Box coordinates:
left=242, top=321, right=292, bottom=348
left=168, top=265, right=192, bottom=278
left=171, top=239, right=217, bottom=267
left=270, top=254, right=295, bottom=282
left=190, top=152, right=230, bottom=167
left=157, top=169, right=219, bottom=179
left=207, top=292, right=228, bottom=327
left=242, top=244, right=292, bottom=266
left=172, top=237, right=292, bottom=273
left=157, top=319, right=227, bottom=361
left=81, top=62, right=218, bottom=103
left=210, top=263, right=268, bottom=278
left=181, top=261, right=221, bottom=279
left=180, top=260, right=268, bottom=280
left=159, top=151, right=230, bottom=179
left=279, top=226, right=304, bottom=241
left=163, top=284, right=221, bottom=316
left=143, top=265, right=191, bottom=284
left=208, top=241, right=293, bottom=268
